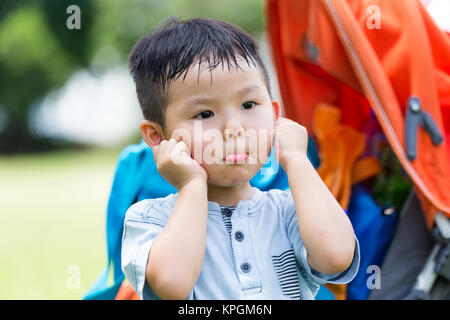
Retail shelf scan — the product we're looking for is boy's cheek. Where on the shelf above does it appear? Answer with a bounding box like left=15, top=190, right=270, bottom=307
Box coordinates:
left=249, top=136, right=271, bottom=166
left=192, top=139, right=223, bottom=165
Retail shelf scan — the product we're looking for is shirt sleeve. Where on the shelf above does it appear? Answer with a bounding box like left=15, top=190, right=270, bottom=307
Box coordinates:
left=121, top=199, right=169, bottom=300
left=281, top=188, right=360, bottom=292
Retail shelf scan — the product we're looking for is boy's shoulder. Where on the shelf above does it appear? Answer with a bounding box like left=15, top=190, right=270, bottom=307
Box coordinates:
left=264, top=187, right=291, bottom=197
left=125, top=193, right=177, bottom=221
left=262, top=188, right=297, bottom=221
left=264, top=188, right=294, bottom=206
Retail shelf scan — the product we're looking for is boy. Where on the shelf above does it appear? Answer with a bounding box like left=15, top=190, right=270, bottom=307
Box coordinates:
left=122, top=17, right=359, bottom=300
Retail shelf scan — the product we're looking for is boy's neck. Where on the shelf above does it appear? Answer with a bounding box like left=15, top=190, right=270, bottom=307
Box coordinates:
left=206, top=181, right=255, bottom=207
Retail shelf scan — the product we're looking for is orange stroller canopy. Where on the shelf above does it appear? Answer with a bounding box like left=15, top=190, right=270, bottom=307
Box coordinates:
left=266, top=0, right=450, bottom=228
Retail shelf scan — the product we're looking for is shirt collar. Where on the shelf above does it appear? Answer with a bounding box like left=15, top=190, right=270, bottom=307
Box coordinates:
left=167, top=186, right=265, bottom=216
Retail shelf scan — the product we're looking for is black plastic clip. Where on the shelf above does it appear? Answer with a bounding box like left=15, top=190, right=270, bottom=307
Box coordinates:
left=405, top=96, right=443, bottom=161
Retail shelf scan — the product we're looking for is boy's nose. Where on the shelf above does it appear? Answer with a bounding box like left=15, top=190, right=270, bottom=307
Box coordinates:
left=224, top=120, right=245, bottom=141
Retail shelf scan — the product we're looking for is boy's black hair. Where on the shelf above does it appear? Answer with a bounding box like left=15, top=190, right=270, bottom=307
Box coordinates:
left=129, top=16, right=271, bottom=133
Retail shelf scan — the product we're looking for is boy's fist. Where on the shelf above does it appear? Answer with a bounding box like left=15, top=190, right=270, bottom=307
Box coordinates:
left=153, top=138, right=208, bottom=191
left=273, top=117, right=309, bottom=169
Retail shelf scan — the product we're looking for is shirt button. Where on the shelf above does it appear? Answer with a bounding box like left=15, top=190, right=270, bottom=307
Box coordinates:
left=234, top=231, right=244, bottom=242
left=240, top=263, right=251, bottom=273
left=222, top=208, right=233, bottom=217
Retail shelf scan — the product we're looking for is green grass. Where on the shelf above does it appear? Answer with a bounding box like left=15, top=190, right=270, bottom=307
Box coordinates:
left=0, top=146, right=125, bottom=299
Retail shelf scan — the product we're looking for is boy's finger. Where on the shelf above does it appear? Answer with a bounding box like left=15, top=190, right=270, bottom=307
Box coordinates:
left=158, top=139, right=168, bottom=150
left=158, top=138, right=175, bottom=154
left=171, top=141, right=192, bottom=165
left=172, top=141, right=190, bottom=157
left=168, top=137, right=177, bottom=147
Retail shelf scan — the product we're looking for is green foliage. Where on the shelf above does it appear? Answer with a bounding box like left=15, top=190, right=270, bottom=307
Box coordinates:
left=0, top=6, right=75, bottom=106
left=0, top=1, right=93, bottom=152
left=0, top=0, right=264, bottom=153
left=88, top=0, right=265, bottom=70
left=372, top=146, right=413, bottom=213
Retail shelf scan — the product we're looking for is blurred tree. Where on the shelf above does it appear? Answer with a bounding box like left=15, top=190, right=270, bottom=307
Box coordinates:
left=0, top=0, right=264, bottom=153
left=87, top=0, right=264, bottom=71
left=0, top=0, right=95, bottom=153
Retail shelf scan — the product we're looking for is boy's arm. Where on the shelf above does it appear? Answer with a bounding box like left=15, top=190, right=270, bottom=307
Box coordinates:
left=274, top=117, right=355, bottom=275
left=146, top=178, right=208, bottom=299
left=284, top=154, right=355, bottom=275
left=144, top=137, right=209, bottom=300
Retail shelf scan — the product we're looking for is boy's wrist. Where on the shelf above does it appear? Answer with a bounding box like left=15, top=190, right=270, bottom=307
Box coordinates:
left=281, top=152, right=310, bottom=173
left=180, top=177, right=207, bottom=193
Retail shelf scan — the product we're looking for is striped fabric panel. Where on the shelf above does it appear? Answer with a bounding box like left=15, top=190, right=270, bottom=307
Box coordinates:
left=272, top=249, right=301, bottom=299
left=220, top=206, right=235, bottom=235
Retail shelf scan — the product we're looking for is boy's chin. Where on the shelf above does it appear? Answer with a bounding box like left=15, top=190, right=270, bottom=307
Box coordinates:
left=205, top=164, right=263, bottom=186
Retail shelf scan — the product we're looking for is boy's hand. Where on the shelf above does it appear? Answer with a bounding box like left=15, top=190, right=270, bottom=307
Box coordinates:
left=273, top=117, right=309, bottom=169
left=153, top=138, right=208, bottom=191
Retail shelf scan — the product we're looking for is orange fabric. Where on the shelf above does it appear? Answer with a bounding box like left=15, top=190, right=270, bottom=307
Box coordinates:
left=313, top=103, right=381, bottom=300
left=266, top=0, right=450, bottom=229
left=351, top=156, right=382, bottom=185
left=313, top=103, right=380, bottom=209
left=313, top=103, right=382, bottom=299
left=325, top=283, right=347, bottom=301
left=115, top=280, right=139, bottom=300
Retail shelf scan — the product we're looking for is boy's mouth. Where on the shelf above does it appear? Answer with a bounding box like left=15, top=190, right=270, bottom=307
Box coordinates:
left=222, top=153, right=248, bottom=164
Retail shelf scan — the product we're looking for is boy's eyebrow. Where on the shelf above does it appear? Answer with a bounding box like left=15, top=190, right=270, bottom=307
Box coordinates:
left=184, top=96, right=217, bottom=108
left=236, top=84, right=265, bottom=96
left=183, top=84, right=264, bottom=108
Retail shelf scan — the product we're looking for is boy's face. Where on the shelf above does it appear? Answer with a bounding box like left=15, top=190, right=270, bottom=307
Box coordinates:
left=148, top=57, right=281, bottom=187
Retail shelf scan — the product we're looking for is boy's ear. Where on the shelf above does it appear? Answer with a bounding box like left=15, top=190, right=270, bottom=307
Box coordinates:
left=272, top=100, right=282, bottom=121
left=140, top=120, right=165, bottom=149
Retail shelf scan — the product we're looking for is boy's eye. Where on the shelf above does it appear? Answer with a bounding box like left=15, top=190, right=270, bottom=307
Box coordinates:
left=194, top=110, right=214, bottom=119
left=241, top=101, right=257, bottom=110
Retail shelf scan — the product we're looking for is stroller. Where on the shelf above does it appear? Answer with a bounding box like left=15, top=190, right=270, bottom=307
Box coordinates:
left=266, top=0, right=450, bottom=299
left=85, top=0, right=450, bottom=300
